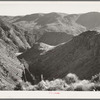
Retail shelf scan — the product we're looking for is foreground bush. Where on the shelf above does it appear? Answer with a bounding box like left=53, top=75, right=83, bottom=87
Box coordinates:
left=72, top=80, right=95, bottom=91
left=36, top=79, right=70, bottom=91
left=91, top=73, right=100, bottom=83
left=14, top=80, right=34, bottom=91
left=64, top=73, right=79, bottom=84
left=13, top=73, right=100, bottom=91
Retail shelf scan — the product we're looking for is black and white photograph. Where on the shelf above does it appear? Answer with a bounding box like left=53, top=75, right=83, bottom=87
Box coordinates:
left=1, top=1, right=100, bottom=92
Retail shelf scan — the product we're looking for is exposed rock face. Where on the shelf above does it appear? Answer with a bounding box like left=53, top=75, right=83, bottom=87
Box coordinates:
left=0, top=18, right=30, bottom=52
left=18, top=31, right=100, bottom=81
left=0, top=18, right=31, bottom=89
left=0, top=39, right=24, bottom=89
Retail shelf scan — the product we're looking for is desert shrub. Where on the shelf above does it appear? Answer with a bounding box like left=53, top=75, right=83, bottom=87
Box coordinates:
left=64, top=73, right=79, bottom=84
left=74, top=85, right=83, bottom=91
left=14, top=80, right=28, bottom=90
left=37, top=80, right=49, bottom=90
left=14, top=79, right=38, bottom=91
left=22, top=81, right=34, bottom=91
left=48, top=79, right=70, bottom=91
left=0, top=84, right=6, bottom=90
left=11, top=75, right=18, bottom=82
left=0, top=85, right=13, bottom=90
left=13, top=73, right=100, bottom=91
left=65, top=86, right=74, bottom=91
left=14, top=83, right=23, bottom=90
left=14, top=81, right=23, bottom=90
left=91, top=73, right=100, bottom=83
left=93, top=84, right=100, bottom=91
left=72, top=80, right=95, bottom=91
left=13, top=78, right=96, bottom=91
left=36, top=79, right=70, bottom=91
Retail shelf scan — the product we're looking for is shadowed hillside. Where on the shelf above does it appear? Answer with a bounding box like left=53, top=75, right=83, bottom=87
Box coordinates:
left=18, top=31, right=100, bottom=81
left=38, top=32, right=73, bottom=45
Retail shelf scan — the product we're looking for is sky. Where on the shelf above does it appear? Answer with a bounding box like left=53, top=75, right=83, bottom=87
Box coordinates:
left=0, top=1, right=100, bottom=16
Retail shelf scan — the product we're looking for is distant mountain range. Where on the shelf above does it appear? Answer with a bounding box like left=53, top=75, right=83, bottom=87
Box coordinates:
left=1, top=12, right=86, bottom=46
left=1, top=12, right=100, bottom=89
left=1, top=12, right=100, bottom=46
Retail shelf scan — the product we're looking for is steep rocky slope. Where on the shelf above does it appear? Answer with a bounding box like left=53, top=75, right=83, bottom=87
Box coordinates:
left=0, top=18, right=30, bottom=52
left=18, top=31, right=100, bottom=81
left=0, top=18, right=32, bottom=89
left=0, top=39, right=24, bottom=90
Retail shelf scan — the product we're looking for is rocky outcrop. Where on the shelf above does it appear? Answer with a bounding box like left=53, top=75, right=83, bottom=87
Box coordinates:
left=0, top=39, right=24, bottom=90
left=0, top=18, right=30, bottom=52
left=0, top=18, right=32, bottom=89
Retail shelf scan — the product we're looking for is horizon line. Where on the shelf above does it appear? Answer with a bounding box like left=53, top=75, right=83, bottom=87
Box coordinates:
left=0, top=11, right=100, bottom=16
